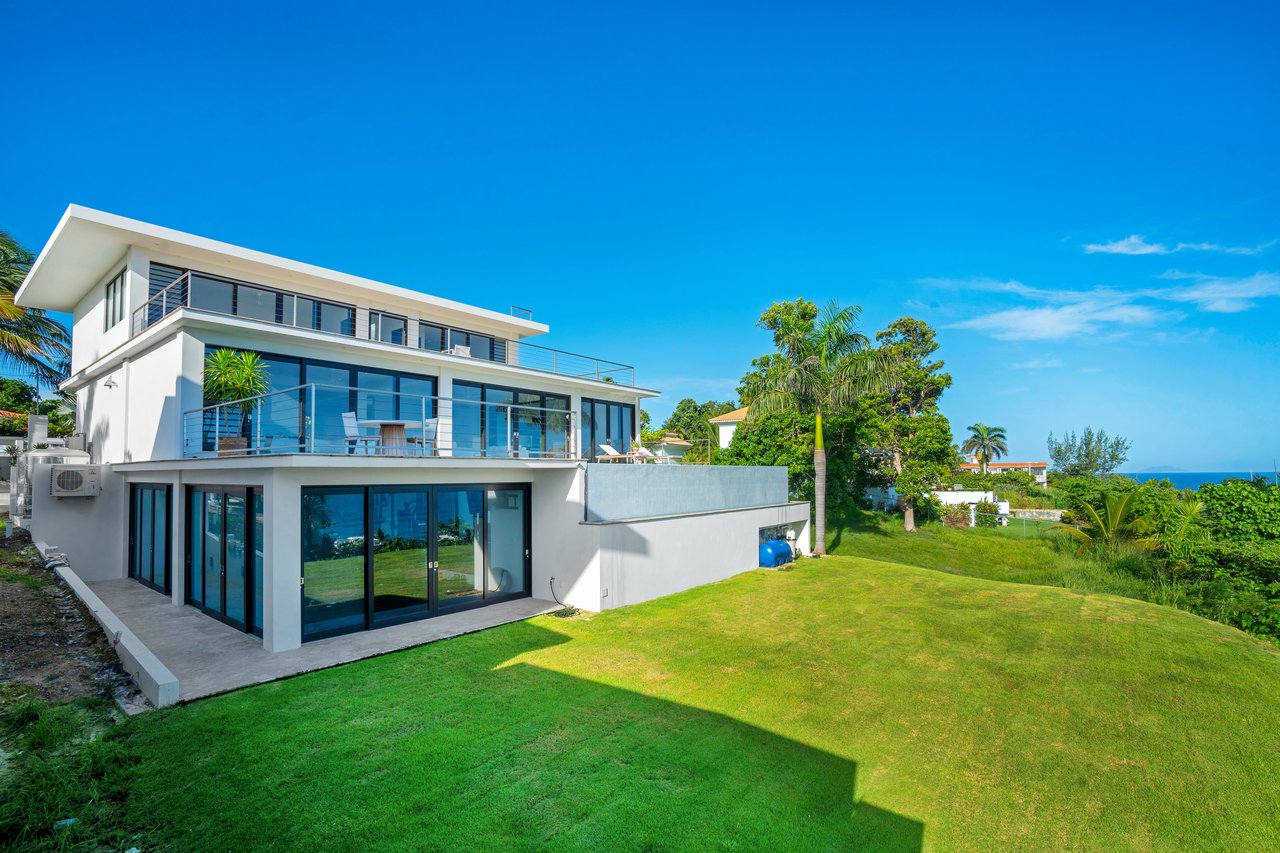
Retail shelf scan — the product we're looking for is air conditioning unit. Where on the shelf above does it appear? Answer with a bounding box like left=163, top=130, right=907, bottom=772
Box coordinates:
left=50, top=465, right=100, bottom=498
left=449, top=344, right=472, bottom=358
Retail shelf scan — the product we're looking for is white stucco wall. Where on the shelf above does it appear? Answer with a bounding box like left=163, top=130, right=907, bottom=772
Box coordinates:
left=27, top=463, right=127, bottom=582
left=594, top=502, right=811, bottom=610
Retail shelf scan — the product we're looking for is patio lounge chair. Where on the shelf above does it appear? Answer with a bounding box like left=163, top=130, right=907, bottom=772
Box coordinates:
left=342, top=412, right=379, bottom=455
left=597, top=444, right=630, bottom=463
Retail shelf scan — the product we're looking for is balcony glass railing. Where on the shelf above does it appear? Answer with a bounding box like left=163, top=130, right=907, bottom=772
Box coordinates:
left=182, top=384, right=577, bottom=459
left=133, top=270, right=635, bottom=385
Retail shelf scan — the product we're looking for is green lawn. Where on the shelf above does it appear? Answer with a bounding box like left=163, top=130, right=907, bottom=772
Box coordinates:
left=70, top=553, right=1279, bottom=851
left=828, top=511, right=1156, bottom=600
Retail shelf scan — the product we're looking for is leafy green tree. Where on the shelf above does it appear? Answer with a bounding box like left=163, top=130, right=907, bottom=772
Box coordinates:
left=717, top=409, right=869, bottom=514
left=1047, top=427, right=1132, bottom=477
left=1053, top=492, right=1150, bottom=557
left=749, top=301, right=886, bottom=555
left=660, top=397, right=736, bottom=440
left=961, top=423, right=1008, bottom=474
left=0, top=231, right=70, bottom=389
left=860, top=318, right=954, bottom=532
left=736, top=353, right=788, bottom=405
left=0, top=378, right=38, bottom=412
left=1142, top=496, right=1211, bottom=561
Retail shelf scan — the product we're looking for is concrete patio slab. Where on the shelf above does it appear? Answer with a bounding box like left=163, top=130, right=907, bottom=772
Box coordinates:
left=86, top=579, right=560, bottom=706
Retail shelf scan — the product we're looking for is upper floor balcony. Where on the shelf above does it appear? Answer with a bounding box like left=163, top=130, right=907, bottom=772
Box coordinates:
left=134, top=268, right=636, bottom=386
left=184, top=383, right=578, bottom=460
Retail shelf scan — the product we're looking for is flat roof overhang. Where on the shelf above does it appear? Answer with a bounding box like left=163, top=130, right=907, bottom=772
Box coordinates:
left=16, top=205, right=549, bottom=340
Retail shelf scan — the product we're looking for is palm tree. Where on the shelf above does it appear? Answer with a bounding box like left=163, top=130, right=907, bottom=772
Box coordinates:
left=962, top=422, right=1008, bottom=474
left=1053, top=492, right=1150, bottom=557
left=0, top=230, right=70, bottom=390
left=748, top=301, right=887, bottom=556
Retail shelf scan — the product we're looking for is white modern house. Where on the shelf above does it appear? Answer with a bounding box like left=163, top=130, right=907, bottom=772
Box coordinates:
left=15, top=206, right=809, bottom=704
left=710, top=406, right=748, bottom=449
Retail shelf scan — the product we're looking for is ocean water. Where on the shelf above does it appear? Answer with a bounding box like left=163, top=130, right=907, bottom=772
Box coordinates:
left=1124, top=472, right=1278, bottom=490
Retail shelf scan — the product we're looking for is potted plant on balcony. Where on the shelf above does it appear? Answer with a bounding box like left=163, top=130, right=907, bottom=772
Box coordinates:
left=203, top=348, right=268, bottom=456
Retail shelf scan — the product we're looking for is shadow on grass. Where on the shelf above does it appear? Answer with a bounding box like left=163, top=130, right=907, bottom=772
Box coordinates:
left=123, top=620, right=924, bottom=852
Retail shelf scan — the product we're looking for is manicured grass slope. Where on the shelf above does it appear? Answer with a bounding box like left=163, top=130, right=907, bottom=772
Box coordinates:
left=121, top=559, right=1280, bottom=852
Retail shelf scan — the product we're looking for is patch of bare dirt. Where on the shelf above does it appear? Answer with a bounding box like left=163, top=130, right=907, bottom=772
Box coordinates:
left=0, top=528, right=133, bottom=703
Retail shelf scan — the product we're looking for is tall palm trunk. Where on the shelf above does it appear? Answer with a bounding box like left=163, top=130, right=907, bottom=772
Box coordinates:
left=813, top=410, right=827, bottom=555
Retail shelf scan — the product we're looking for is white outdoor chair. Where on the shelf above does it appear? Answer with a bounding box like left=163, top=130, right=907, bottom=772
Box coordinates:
left=409, top=417, right=439, bottom=457
left=342, top=412, right=379, bottom=455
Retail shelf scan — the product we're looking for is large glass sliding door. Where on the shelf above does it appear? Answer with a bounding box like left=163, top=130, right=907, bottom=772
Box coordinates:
left=371, top=489, right=430, bottom=626
left=300, top=487, right=366, bottom=639
left=436, top=488, right=484, bottom=607
left=187, top=486, right=264, bottom=635
left=582, top=398, right=637, bottom=461
left=129, top=484, right=171, bottom=593
left=301, top=483, right=530, bottom=641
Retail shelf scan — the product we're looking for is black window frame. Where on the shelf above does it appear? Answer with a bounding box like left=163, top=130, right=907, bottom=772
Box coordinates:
left=185, top=484, right=265, bottom=637
left=581, top=397, right=637, bottom=461
left=128, top=482, right=171, bottom=594
left=104, top=268, right=126, bottom=330
left=300, top=482, right=533, bottom=643
left=369, top=310, right=409, bottom=346
left=453, top=380, right=570, bottom=458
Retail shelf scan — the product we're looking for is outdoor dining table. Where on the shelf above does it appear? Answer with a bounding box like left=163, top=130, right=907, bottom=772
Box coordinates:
left=356, top=418, right=419, bottom=455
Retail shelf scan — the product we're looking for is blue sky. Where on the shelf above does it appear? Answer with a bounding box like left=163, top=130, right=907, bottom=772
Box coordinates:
left=4, top=1, right=1277, bottom=470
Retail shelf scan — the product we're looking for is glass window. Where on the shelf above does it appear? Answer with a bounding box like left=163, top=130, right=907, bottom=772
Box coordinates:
left=356, top=371, right=395, bottom=421
left=302, top=488, right=368, bottom=640
left=484, top=387, right=514, bottom=457
left=224, top=493, right=247, bottom=625
left=317, top=301, right=355, bottom=336
left=452, top=382, right=483, bottom=457
left=372, top=490, right=430, bottom=625
left=436, top=488, right=483, bottom=606
left=418, top=323, right=445, bottom=351
left=253, top=489, right=264, bottom=634
left=189, top=274, right=235, bottom=315
left=370, top=311, right=406, bottom=345
left=189, top=492, right=204, bottom=604
left=545, top=395, right=570, bottom=459
left=582, top=399, right=636, bottom=460
left=486, top=488, right=527, bottom=596
left=255, top=357, right=303, bottom=453
left=202, top=490, right=223, bottom=613
left=398, top=377, right=436, bottom=421
left=104, top=269, right=125, bottom=330
left=305, top=364, right=353, bottom=453
left=236, top=285, right=278, bottom=323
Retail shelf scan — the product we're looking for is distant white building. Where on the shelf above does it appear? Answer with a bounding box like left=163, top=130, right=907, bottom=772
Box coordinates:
left=709, top=406, right=748, bottom=448
left=958, top=459, right=1049, bottom=486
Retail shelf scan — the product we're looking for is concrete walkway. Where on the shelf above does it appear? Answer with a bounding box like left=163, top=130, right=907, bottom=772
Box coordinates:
left=87, top=580, right=559, bottom=704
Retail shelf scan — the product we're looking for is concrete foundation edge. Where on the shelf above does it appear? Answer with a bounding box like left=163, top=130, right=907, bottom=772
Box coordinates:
left=53, top=566, right=180, bottom=708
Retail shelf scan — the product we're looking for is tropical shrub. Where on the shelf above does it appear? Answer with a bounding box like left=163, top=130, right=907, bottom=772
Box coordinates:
left=974, top=500, right=999, bottom=528
left=1200, top=479, right=1280, bottom=542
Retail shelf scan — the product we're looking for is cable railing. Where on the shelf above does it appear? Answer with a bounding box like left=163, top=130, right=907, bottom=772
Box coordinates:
left=182, top=383, right=578, bottom=460
left=132, top=269, right=636, bottom=385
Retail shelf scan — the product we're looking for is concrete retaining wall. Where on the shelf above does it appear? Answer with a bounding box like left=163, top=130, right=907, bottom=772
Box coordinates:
left=54, top=566, right=178, bottom=707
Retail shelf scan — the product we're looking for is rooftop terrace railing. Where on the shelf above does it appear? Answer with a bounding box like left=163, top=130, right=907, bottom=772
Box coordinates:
left=182, top=383, right=578, bottom=460
left=133, top=269, right=636, bottom=385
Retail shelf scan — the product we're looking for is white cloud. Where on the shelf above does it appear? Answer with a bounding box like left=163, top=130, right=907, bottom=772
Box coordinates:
left=1084, top=235, right=1273, bottom=256
left=949, top=302, right=1175, bottom=341
left=1152, top=272, right=1280, bottom=313
left=1085, top=235, right=1169, bottom=255
left=1012, top=358, right=1064, bottom=369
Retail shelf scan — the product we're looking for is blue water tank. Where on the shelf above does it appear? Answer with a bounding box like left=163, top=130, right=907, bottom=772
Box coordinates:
left=759, top=539, right=793, bottom=567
